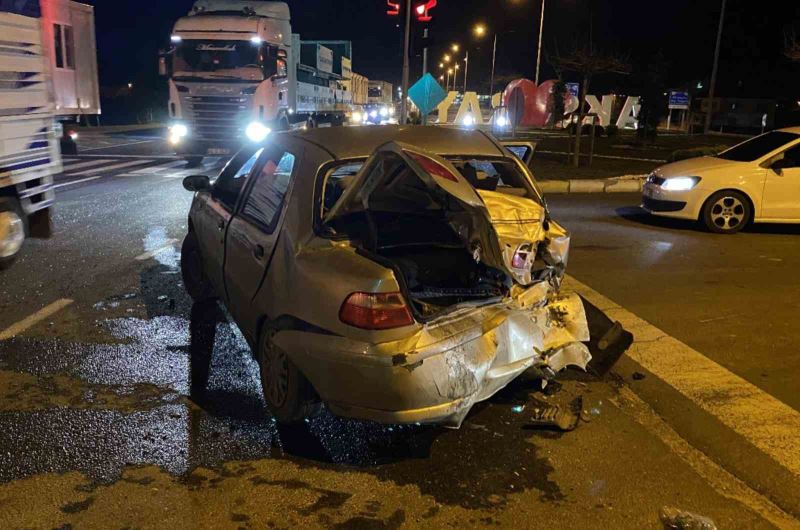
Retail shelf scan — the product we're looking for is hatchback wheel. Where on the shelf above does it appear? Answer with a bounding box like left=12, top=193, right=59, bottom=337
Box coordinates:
left=702, top=191, right=751, bottom=234
left=0, top=197, right=26, bottom=270
left=181, top=232, right=215, bottom=301
left=259, top=326, right=322, bottom=424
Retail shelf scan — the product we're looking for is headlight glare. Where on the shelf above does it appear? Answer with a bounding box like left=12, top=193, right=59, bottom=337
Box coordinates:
left=661, top=177, right=701, bottom=191
left=246, top=121, right=271, bottom=143
left=170, top=124, right=189, bottom=138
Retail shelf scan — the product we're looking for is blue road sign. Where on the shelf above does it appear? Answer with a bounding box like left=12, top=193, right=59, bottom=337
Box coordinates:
left=408, top=74, right=447, bottom=116
left=669, top=91, right=690, bottom=109
left=566, top=83, right=580, bottom=98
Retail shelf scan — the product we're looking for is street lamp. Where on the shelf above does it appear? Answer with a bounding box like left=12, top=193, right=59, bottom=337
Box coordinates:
left=443, top=54, right=451, bottom=63
left=474, top=24, right=487, bottom=38
left=535, top=0, right=546, bottom=85
left=451, top=43, right=460, bottom=53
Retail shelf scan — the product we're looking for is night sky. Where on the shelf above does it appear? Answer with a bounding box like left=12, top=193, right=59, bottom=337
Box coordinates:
left=82, top=0, right=800, bottom=99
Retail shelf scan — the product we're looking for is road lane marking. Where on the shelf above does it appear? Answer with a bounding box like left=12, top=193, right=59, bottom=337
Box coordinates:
left=66, top=154, right=180, bottom=160
left=70, top=159, right=154, bottom=176
left=80, top=139, right=159, bottom=152
left=0, top=299, right=73, bottom=340
left=130, top=160, right=187, bottom=174
left=61, top=159, right=114, bottom=172
left=564, top=275, right=800, bottom=477
left=135, top=239, right=180, bottom=261
left=53, top=176, right=102, bottom=189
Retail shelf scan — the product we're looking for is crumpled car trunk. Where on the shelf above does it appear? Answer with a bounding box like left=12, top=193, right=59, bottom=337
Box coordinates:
left=323, top=142, right=592, bottom=426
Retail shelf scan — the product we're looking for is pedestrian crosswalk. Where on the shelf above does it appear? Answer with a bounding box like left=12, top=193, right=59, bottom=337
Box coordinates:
left=55, top=156, right=226, bottom=190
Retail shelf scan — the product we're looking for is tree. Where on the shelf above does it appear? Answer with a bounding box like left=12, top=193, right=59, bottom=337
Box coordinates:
left=634, top=51, right=669, bottom=143
left=548, top=80, right=567, bottom=127
left=549, top=44, right=631, bottom=165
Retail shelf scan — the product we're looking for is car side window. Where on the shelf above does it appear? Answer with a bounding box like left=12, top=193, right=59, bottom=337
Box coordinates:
left=213, top=147, right=264, bottom=210
left=241, top=150, right=297, bottom=233
left=780, top=144, right=800, bottom=169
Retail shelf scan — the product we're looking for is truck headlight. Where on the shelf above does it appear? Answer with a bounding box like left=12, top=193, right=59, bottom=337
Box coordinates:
left=352, top=112, right=362, bottom=124
left=246, top=122, right=271, bottom=143
left=496, top=116, right=508, bottom=128
left=170, top=124, right=189, bottom=138
left=380, top=107, right=389, bottom=118
left=661, top=177, right=701, bottom=191
left=462, top=114, right=476, bottom=127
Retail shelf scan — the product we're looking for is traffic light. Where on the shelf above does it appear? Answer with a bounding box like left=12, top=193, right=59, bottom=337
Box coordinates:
left=415, top=0, right=437, bottom=22
left=386, top=1, right=400, bottom=16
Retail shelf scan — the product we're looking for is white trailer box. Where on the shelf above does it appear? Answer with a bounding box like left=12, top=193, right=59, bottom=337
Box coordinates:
left=40, top=0, right=100, bottom=117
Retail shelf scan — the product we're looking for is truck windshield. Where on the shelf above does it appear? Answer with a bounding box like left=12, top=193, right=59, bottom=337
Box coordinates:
left=174, top=40, right=269, bottom=79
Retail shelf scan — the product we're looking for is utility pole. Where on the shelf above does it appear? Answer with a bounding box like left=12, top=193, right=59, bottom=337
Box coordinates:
left=535, top=0, right=546, bottom=85
left=400, top=0, right=412, bottom=124
left=490, top=34, right=498, bottom=96
left=704, top=0, right=726, bottom=134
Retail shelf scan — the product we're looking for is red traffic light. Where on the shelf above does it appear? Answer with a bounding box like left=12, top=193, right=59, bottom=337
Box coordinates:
left=386, top=0, right=400, bottom=15
left=415, top=0, right=437, bottom=22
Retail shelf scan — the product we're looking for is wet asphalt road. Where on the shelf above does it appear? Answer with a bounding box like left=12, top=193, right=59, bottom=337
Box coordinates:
left=0, top=132, right=797, bottom=529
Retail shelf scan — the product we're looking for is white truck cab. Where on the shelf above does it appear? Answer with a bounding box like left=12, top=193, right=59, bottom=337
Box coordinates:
left=164, top=1, right=352, bottom=162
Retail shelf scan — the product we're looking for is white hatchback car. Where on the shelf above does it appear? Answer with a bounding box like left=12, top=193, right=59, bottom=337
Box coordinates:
left=642, top=127, right=800, bottom=233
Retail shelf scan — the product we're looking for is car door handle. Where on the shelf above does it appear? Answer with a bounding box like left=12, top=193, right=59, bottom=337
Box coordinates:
left=253, top=244, right=265, bottom=260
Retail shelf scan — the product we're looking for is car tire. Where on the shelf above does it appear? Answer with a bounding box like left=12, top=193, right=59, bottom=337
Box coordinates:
left=258, top=325, right=322, bottom=424
left=0, top=196, right=27, bottom=271
left=701, top=190, right=752, bottom=234
left=181, top=232, right=215, bottom=302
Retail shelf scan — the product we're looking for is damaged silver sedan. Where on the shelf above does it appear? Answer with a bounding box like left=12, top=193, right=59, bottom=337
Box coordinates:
left=181, top=126, right=590, bottom=428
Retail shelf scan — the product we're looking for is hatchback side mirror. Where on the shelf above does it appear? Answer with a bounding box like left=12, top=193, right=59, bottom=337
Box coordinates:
left=183, top=175, right=210, bottom=192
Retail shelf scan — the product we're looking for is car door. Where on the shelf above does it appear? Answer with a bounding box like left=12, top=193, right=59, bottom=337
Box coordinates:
left=762, top=143, right=800, bottom=219
left=192, top=146, right=264, bottom=298
left=224, top=143, right=301, bottom=337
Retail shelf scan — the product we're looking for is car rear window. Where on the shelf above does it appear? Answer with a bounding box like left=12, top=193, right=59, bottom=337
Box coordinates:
left=717, top=132, right=800, bottom=162
left=320, top=157, right=539, bottom=218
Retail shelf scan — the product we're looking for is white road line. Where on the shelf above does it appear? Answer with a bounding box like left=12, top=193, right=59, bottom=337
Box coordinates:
left=80, top=139, right=160, bottom=152
left=130, top=160, right=187, bottom=174
left=135, top=239, right=179, bottom=261
left=564, top=275, right=800, bottom=477
left=67, top=154, right=180, bottom=160
left=70, top=159, right=154, bottom=176
left=61, top=159, right=114, bottom=172
left=53, top=176, right=102, bottom=189
left=0, top=299, right=74, bottom=340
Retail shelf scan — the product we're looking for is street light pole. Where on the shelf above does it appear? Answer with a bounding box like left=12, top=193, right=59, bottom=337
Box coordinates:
left=704, top=0, right=727, bottom=134
left=535, top=0, right=546, bottom=86
left=490, top=33, right=498, bottom=96
left=400, top=0, right=412, bottom=124
left=463, top=51, right=469, bottom=93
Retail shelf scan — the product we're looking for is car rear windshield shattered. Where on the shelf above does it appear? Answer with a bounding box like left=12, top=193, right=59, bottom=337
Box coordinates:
left=323, top=151, right=565, bottom=319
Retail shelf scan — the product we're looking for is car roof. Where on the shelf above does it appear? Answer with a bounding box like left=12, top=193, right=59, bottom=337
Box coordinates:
left=289, top=125, right=507, bottom=161
left=777, top=126, right=800, bottom=135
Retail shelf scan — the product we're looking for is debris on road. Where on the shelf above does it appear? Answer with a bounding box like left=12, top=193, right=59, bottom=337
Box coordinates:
left=660, top=506, right=718, bottom=530
left=632, top=372, right=646, bottom=381
left=526, top=403, right=579, bottom=432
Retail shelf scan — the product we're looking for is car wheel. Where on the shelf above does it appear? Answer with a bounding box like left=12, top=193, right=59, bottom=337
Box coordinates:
left=0, top=197, right=27, bottom=271
left=259, top=326, right=322, bottom=424
left=701, top=190, right=751, bottom=234
left=181, top=232, right=215, bottom=301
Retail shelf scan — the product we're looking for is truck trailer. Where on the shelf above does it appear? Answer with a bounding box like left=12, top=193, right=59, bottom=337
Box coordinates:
left=163, top=0, right=359, bottom=162
left=0, top=0, right=61, bottom=269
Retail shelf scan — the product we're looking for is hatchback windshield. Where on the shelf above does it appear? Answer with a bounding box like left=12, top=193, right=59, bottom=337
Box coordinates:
left=716, top=131, right=800, bottom=162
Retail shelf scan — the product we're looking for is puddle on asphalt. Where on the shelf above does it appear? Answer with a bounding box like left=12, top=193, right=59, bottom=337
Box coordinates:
left=0, top=268, right=585, bottom=509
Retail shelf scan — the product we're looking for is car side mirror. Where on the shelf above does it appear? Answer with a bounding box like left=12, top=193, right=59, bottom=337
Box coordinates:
left=183, top=175, right=210, bottom=192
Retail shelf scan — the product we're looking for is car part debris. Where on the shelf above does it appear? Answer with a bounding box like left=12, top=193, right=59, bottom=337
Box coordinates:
left=526, top=404, right=579, bottom=432
left=660, top=507, right=718, bottom=530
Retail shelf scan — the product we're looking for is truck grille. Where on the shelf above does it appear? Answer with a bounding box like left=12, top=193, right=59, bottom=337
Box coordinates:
left=181, top=95, right=251, bottom=141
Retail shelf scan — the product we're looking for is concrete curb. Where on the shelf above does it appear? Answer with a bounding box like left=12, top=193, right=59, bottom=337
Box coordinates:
left=539, top=176, right=647, bottom=194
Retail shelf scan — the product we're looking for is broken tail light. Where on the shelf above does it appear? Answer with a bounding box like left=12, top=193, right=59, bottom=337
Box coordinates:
left=339, top=292, right=414, bottom=330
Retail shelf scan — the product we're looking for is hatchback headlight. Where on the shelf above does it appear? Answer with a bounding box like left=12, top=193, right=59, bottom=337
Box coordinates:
left=661, top=177, right=701, bottom=191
